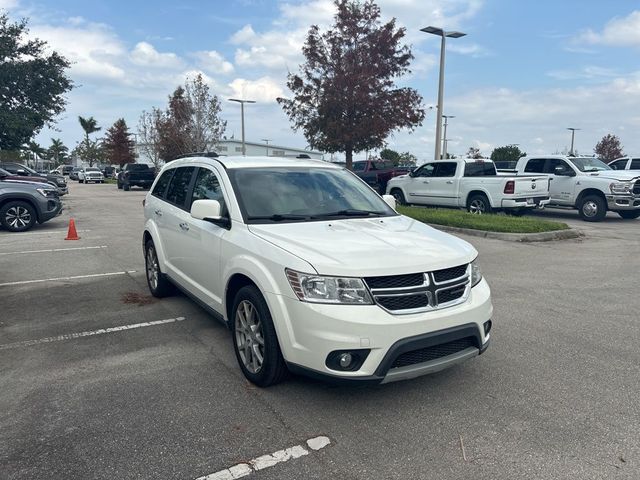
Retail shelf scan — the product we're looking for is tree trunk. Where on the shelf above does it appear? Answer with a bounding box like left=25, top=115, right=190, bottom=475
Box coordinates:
left=345, top=148, right=353, bottom=171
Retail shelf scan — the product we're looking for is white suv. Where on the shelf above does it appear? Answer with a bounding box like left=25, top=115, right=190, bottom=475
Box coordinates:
left=142, top=155, right=493, bottom=387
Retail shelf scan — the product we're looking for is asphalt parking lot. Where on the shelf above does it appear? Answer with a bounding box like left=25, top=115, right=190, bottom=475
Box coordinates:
left=1, top=183, right=638, bottom=480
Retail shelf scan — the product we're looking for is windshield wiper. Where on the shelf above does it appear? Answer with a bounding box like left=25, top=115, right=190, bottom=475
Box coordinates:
left=247, top=214, right=313, bottom=221
left=318, top=209, right=386, bottom=218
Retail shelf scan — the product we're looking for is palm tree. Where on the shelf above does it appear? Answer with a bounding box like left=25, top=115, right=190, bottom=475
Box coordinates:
left=48, top=138, right=69, bottom=165
left=79, top=116, right=101, bottom=144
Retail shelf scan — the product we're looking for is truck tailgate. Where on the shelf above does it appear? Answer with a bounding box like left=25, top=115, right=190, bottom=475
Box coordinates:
left=512, top=176, right=549, bottom=197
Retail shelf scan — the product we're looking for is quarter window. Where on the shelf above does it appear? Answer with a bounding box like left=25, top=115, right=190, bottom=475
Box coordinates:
left=152, top=170, right=174, bottom=199
left=165, top=167, right=195, bottom=209
left=190, top=168, right=226, bottom=213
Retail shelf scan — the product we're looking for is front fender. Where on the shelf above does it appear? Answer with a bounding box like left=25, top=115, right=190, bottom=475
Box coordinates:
left=143, top=220, right=168, bottom=272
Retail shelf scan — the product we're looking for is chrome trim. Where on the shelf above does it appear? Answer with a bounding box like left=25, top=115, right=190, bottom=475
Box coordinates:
left=432, top=264, right=471, bottom=285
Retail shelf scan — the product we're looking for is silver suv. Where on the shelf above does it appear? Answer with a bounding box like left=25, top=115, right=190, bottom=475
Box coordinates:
left=0, top=180, right=62, bottom=232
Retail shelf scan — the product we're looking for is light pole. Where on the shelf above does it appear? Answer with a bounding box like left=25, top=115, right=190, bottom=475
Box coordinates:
left=262, top=138, right=271, bottom=156
left=442, top=115, right=455, bottom=160
left=567, top=127, right=580, bottom=156
left=229, top=98, right=256, bottom=155
left=421, top=26, right=466, bottom=160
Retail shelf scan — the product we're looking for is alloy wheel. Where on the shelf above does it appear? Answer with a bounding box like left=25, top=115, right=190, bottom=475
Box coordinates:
left=146, top=246, right=159, bottom=290
left=469, top=199, right=486, bottom=214
left=235, top=300, right=265, bottom=374
left=6, top=206, right=31, bottom=229
left=582, top=200, right=598, bottom=218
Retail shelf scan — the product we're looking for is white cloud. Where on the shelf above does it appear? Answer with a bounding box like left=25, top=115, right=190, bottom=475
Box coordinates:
left=228, top=77, right=284, bottom=103
left=194, top=50, right=235, bottom=75
left=573, top=10, right=640, bottom=47
left=0, top=0, right=18, bottom=9
left=546, top=66, right=618, bottom=81
left=448, top=43, right=490, bottom=57
left=130, top=42, right=183, bottom=68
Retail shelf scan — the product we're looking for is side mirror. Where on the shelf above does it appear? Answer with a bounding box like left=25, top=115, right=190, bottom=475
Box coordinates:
left=17, top=169, right=26, bottom=175
left=382, top=194, right=397, bottom=210
left=190, top=199, right=230, bottom=228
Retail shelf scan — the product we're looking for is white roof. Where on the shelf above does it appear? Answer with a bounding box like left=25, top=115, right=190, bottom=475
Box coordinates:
left=170, top=155, right=340, bottom=170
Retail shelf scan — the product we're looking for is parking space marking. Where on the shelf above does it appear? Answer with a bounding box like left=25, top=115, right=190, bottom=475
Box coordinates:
left=0, top=229, right=91, bottom=237
left=195, top=436, right=331, bottom=480
left=0, top=270, right=137, bottom=287
left=0, top=316, right=186, bottom=351
left=0, top=245, right=107, bottom=256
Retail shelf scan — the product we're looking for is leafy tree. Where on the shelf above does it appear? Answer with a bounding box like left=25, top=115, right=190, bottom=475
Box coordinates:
left=79, top=116, right=101, bottom=143
left=380, top=148, right=401, bottom=166
left=156, top=74, right=226, bottom=162
left=103, top=119, right=136, bottom=167
left=47, top=138, right=69, bottom=165
left=490, top=145, right=525, bottom=168
left=0, top=14, right=73, bottom=151
left=72, top=139, right=105, bottom=166
left=278, top=0, right=425, bottom=170
left=466, top=146, right=483, bottom=159
left=594, top=134, right=623, bottom=162
left=398, top=151, right=417, bottom=166
left=138, top=108, right=164, bottom=170
left=26, top=141, right=46, bottom=159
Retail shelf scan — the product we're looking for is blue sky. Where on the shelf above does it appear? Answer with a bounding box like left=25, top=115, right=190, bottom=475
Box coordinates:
left=3, top=0, right=640, bottom=159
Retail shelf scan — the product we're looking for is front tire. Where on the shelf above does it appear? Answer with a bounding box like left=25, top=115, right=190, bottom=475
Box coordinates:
left=467, top=194, right=492, bottom=214
left=578, top=194, right=607, bottom=222
left=232, top=285, right=288, bottom=387
left=617, top=210, right=640, bottom=220
left=144, top=240, right=172, bottom=298
left=0, top=201, right=37, bottom=232
left=390, top=188, right=407, bottom=206
left=123, top=183, right=130, bottom=191
left=117, top=181, right=123, bottom=189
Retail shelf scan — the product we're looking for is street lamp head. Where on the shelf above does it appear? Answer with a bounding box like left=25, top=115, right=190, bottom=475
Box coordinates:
left=228, top=98, right=256, bottom=104
left=567, top=127, right=581, bottom=131
left=420, top=26, right=444, bottom=36
left=446, top=31, right=466, bottom=38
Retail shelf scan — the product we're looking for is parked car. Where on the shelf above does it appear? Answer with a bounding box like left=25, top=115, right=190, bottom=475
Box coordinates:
left=0, top=162, right=68, bottom=195
left=514, top=155, right=640, bottom=221
left=53, top=165, right=74, bottom=176
left=0, top=180, right=62, bottom=232
left=102, top=165, right=117, bottom=178
left=0, top=167, right=54, bottom=188
left=142, top=156, right=492, bottom=387
left=78, top=167, right=105, bottom=184
left=609, top=157, right=640, bottom=172
left=352, top=159, right=410, bottom=193
left=69, top=167, right=82, bottom=181
left=117, top=163, right=155, bottom=190
left=387, top=158, right=551, bottom=215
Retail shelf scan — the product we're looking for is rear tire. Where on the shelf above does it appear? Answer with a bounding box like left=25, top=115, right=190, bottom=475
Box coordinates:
left=0, top=201, right=37, bottom=232
left=617, top=210, right=640, bottom=220
left=578, top=194, right=607, bottom=222
left=144, top=240, right=173, bottom=298
left=117, top=181, right=123, bottom=189
left=123, top=183, right=130, bottom=191
left=390, top=188, right=407, bottom=206
left=232, top=285, right=288, bottom=387
left=467, top=194, right=492, bottom=214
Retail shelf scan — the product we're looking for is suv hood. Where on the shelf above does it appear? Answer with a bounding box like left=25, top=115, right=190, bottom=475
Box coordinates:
left=248, top=215, right=477, bottom=277
left=588, top=171, right=640, bottom=181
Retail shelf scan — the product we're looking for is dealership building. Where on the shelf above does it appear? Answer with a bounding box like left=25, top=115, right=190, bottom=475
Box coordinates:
left=216, top=139, right=324, bottom=159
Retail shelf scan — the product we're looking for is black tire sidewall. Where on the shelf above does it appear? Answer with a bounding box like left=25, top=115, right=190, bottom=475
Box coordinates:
left=617, top=210, right=640, bottom=220
left=231, top=285, right=287, bottom=387
left=144, top=240, right=171, bottom=298
left=579, top=195, right=606, bottom=222
left=0, top=201, right=37, bottom=232
left=391, top=188, right=406, bottom=206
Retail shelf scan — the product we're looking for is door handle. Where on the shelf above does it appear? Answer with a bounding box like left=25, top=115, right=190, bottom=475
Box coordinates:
left=423, top=181, right=430, bottom=184
left=446, top=180, right=454, bottom=184
left=154, top=209, right=162, bottom=216
left=179, top=222, right=190, bottom=231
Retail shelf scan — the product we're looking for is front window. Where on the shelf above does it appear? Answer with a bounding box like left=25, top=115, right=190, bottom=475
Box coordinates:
left=569, top=157, right=611, bottom=172
left=86, top=167, right=100, bottom=172
left=229, top=167, right=397, bottom=223
left=352, top=162, right=366, bottom=172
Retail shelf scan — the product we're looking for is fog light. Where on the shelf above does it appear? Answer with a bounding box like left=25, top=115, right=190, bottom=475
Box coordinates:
left=338, top=353, right=352, bottom=368
left=484, top=320, right=492, bottom=336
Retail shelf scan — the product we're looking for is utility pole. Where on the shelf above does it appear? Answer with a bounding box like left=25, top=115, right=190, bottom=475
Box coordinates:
left=229, top=98, right=256, bottom=156
left=567, top=127, right=580, bottom=156
left=442, top=115, right=455, bottom=160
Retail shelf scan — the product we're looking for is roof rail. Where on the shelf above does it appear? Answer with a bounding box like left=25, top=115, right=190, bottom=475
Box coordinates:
left=175, top=151, right=219, bottom=159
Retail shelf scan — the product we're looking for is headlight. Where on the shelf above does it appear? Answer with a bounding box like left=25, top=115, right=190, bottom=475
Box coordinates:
left=471, top=259, right=482, bottom=287
left=36, top=188, right=57, bottom=198
left=286, top=269, right=373, bottom=305
left=610, top=182, right=632, bottom=194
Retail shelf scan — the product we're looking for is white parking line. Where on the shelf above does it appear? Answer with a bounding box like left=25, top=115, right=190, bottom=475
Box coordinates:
left=0, top=270, right=137, bottom=287
left=0, top=317, right=186, bottom=351
left=195, top=436, right=331, bottom=480
left=0, top=229, right=91, bottom=237
left=0, top=245, right=107, bottom=256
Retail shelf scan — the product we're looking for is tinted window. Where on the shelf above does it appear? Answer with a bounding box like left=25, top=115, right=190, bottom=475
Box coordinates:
left=546, top=159, right=571, bottom=174
left=414, top=164, right=436, bottom=177
left=152, top=169, right=174, bottom=199
left=165, top=167, right=195, bottom=208
left=464, top=161, right=496, bottom=177
left=433, top=162, right=457, bottom=177
left=128, top=164, right=149, bottom=171
left=630, top=159, right=640, bottom=169
left=609, top=160, right=627, bottom=170
left=524, top=158, right=545, bottom=173
left=352, top=162, right=366, bottom=172
left=191, top=168, right=226, bottom=212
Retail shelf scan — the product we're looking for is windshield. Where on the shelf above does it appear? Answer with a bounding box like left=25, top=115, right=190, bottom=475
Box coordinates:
left=569, top=157, right=611, bottom=172
left=86, top=168, right=100, bottom=172
left=229, top=167, right=397, bottom=223
left=128, top=164, right=149, bottom=171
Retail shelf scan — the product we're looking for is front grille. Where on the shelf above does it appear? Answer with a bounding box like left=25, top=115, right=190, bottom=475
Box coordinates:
left=437, top=285, right=467, bottom=305
left=364, top=273, right=424, bottom=289
left=433, top=264, right=468, bottom=283
left=377, top=294, right=429, bottom=311
left=391, top=337, right=476, bottom=368
left=634, top=181, right=640, bottom=195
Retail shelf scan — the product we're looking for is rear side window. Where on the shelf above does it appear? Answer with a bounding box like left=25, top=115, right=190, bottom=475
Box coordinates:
left=433, top=162, right=457, bottom=177
left=152, top=170, right=174, bottom=199
left=165, top=167, right=195, bottom=209
left=630, top=159, right=640, bottom=169
left=190, top=168, right=226, bottom=212
left=524, top=158, right=545, bottom=173
left=464, top=162, right=497, bottom=176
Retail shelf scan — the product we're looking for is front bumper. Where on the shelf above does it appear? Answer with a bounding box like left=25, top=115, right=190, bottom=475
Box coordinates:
left=501, top=196, right=550, bottom=209
left=267, top=278, right=492, bottom=384
left=39, top=198, right=63, bottom=223
left=606, top=194, right=640, bottom=211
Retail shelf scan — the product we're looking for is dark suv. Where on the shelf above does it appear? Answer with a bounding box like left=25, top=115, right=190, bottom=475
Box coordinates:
left=0, top=162, right=68, bottom=195
left=0, top=180, right=62, bottom=232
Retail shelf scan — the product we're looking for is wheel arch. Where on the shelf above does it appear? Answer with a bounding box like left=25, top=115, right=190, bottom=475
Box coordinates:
left=575, top=188, right=607, bottom=206
left=466, top=189, right=493, bottom=207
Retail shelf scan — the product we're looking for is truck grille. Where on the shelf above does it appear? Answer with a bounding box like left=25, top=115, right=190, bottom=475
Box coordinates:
left=634, top=181, right=640, bottom=195
left=364, top=264, right=470, bottom=314
left=391, top=337, right=476, bottom=368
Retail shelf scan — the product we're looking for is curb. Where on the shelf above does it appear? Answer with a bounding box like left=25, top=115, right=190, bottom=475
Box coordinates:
left=428, top=224, right=584, bottom=242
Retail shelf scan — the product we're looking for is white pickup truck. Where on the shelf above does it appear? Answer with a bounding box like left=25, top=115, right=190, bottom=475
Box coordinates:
left=386, top=158, right=550, bottom=214
left=513, top=155, right=640, bottom=221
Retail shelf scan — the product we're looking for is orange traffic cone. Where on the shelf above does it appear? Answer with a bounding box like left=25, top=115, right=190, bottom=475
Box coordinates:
left=65, top=218, right=80, bottom=240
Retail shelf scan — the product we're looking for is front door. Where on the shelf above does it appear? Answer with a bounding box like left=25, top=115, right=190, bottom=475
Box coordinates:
left=544, top=158, right=576, bottom=205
